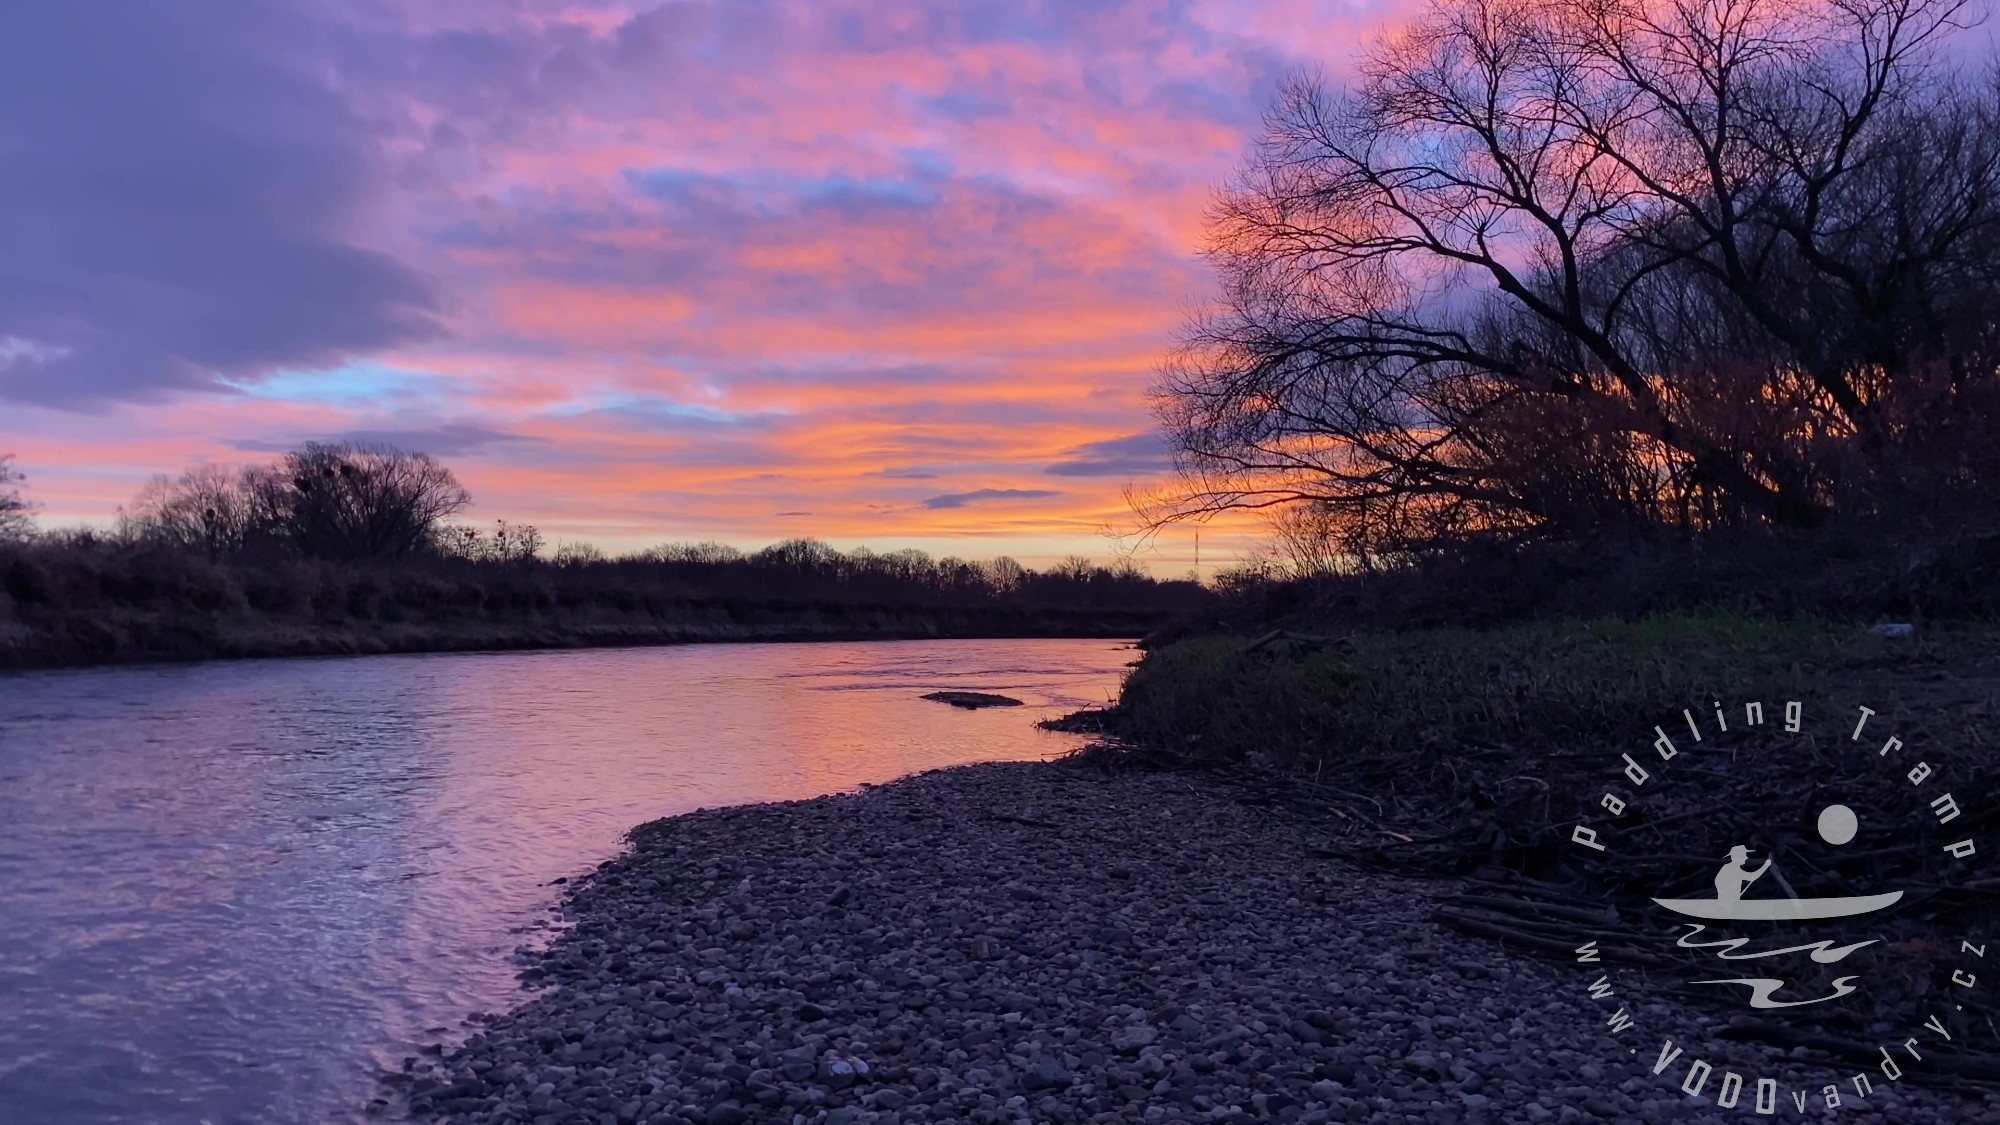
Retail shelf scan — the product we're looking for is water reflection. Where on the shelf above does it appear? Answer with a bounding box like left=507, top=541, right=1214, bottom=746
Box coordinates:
left=0, top=638, right=1130, bottom=1124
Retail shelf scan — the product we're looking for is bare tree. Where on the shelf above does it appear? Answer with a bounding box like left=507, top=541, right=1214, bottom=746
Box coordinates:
left=1270, top=501, right=1356, bottom=577
left=1052, top=555, right=1098, bottom=582
left=1148, top=0, right=1998, bottom=550
left=486, top=520, right=543, bottom=562
left=0, top=454, right=30, bottom=540
left=123, top=464, right=254, bottom=557
left=982, top=556, right=1027, bottom=592
left=245, top=442, right=472, bottom=559
left=552, top=540, right=607, bottom=567
left=634, top=541, right=746, bottom=566
left=753, top=538, right=842, bottom=571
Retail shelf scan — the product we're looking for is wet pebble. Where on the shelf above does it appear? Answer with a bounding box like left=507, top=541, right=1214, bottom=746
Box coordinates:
left=393, top=762, right=1985, bottom=1124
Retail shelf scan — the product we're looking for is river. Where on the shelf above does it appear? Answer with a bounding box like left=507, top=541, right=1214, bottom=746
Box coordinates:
left=0, top=638, right=1132, bottom=1124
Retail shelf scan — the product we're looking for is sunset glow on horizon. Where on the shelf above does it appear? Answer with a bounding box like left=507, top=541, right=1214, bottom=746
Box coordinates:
left=2, top=1, right=1408, bottom=570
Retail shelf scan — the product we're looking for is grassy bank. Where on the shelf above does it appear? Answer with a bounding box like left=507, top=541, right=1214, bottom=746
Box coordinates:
left=1102, top=613, right=1999, bottom=1058
left=1117, top=614, right=1990, bottom=764
left=0, top=539, right=1193, bottom=670
left=0, top=600, right=1161, bottom=670
left=1103, top=612, right=1999, bottom=870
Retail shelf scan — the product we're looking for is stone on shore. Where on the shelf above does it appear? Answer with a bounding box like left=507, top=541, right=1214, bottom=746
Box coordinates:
left=393, top=762, right=1985, bottom=1125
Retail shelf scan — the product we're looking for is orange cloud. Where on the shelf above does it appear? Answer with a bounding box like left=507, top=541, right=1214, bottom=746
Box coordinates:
left=14, top=0, right=1412, bottom=571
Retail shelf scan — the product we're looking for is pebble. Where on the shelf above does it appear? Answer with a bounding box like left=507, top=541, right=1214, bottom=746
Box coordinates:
left=390, top=762, right=1982, bottom=1124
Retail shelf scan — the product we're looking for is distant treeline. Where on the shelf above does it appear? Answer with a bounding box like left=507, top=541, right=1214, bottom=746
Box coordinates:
left=0, top=445, right=1207, bottom=669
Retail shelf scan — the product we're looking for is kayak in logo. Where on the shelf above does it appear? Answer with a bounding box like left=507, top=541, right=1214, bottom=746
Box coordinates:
left=1654, top=810, right=1901, bottom=923
left=1652, top=808, right=1904, bottom=1009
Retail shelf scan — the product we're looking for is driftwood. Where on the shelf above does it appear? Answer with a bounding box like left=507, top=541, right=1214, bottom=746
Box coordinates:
left=1424, top=869, right=2000, bottom=1090
left=1430, top=907, right=1678, bottom=967
left=1057, top=733, right=1999, bottom=1093
left=1241, top=629, right=1349, bottom=658
left=1056, top=679, right=1998, bottom=1095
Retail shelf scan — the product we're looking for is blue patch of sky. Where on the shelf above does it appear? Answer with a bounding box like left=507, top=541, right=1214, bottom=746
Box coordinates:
left=549, top=392, right=782, bottom=431
left=828, top=12, right=870, bottom=51
left=801, top=173, right=939, bottom=211
left=1045, top=432, right=1174, bottom=478
left=623, top=165, right=942, bottom=214
left=622, top=167, right=726, bottom=201
left=226, top=361, right=454, bottom=410
left=955, top=0, right=1140, bottom=46
left=901, top=147, right=956, bottom=179
left=1146, top=76, right=1266, bottom=126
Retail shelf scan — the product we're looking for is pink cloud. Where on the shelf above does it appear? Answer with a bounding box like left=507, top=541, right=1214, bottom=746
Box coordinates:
left=7, top=0, right=1411, bottom=568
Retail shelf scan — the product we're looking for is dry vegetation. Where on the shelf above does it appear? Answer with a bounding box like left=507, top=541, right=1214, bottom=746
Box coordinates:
left=0, top=444, right=1206, bottom=669
left=1084, top=613, right=2000, bottom=1077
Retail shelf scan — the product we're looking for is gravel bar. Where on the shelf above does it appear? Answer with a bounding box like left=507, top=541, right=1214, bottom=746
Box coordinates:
left=387, top=761, right=1992, bottom=1124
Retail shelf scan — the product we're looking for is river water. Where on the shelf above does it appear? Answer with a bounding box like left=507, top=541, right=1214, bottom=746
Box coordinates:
left=0, top=638, right=1132, bottom=1124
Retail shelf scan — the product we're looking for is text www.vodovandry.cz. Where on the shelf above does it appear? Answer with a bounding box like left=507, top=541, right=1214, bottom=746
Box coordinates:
left=1565, top=701, right=1984, bottom=1115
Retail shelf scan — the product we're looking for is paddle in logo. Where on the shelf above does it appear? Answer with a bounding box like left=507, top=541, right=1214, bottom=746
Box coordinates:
left=1658, top=809, right=1902, bottom=1010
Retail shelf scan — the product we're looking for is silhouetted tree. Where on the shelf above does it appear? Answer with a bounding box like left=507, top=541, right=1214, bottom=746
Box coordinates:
left=552, top=541, right=607, bottom=567
left=754, top=538, right=842, bottom=572
left=435, top=519, right=543, bottom=563
left=1053, top=556, right=1097, bottom=581
left=0, top=455, right=30, bottom=540
left=125, top=443, right=472, bottom=561
left=1149, top=0, right=2000, bottom=551
left=123, top=464, right=254, bottom=558
left=635, top=542, right=744, bottom=566
left=983, top=556, right=1027, bottom=592
left=487, top=520, right=543, bottom=563
left=246, top=442, right=472, bottom=559
left=99, top=447, right=1211, bottom=614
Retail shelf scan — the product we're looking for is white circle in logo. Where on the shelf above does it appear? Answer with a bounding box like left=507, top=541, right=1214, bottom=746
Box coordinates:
left=1817, top=803, right=1859, bottom=846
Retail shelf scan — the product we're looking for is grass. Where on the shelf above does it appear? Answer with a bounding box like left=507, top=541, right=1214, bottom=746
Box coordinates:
left=1105, top=610, right=2000, bottom=893
left=1113, top=612, right=1996, bottom=769
left=1102, top=617, right=2000, bottom=1070
left=1106, top=612, right=2000, bottom=978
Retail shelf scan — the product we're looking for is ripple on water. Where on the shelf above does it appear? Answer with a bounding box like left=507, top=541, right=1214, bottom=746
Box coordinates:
left=0, top=637, right=1131, bottom=1124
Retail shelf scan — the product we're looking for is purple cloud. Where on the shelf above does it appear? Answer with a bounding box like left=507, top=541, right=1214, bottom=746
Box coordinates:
left=920, top=488, right=1061, bottom=509
left=226, top=424, right=538, bottom=458
left=1045, top=432, right=1174, bottom=477
left=0, top=3, right=441, bottom=409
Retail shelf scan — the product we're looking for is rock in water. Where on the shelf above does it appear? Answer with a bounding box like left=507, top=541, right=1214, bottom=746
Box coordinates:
left=920, top=691, right=1024, bottom=709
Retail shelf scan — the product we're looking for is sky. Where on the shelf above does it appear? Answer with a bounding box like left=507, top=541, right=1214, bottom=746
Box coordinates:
left=0, top=1, right=1406, bottom=571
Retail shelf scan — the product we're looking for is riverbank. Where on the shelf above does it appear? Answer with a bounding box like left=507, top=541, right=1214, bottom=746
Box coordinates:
left=388, top=760, right=1988, bottom=1124
left=0, top=535, right=1204, bottom=672
left=0, top=603, right=1162, bottom=671
left=1098, top=613, right=2000, bottom=864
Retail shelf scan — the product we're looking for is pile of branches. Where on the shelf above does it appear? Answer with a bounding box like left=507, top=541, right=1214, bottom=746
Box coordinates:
left=1059, top=698, right=1999, bottom=1089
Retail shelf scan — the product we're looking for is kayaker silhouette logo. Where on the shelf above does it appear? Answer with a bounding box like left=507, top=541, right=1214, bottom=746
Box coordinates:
left=1654, top=806, right=1904, bottom=1010
left=1550, top=697, right=1985, bottom=1115
left=1656, top=811, right=1901, bottom=923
